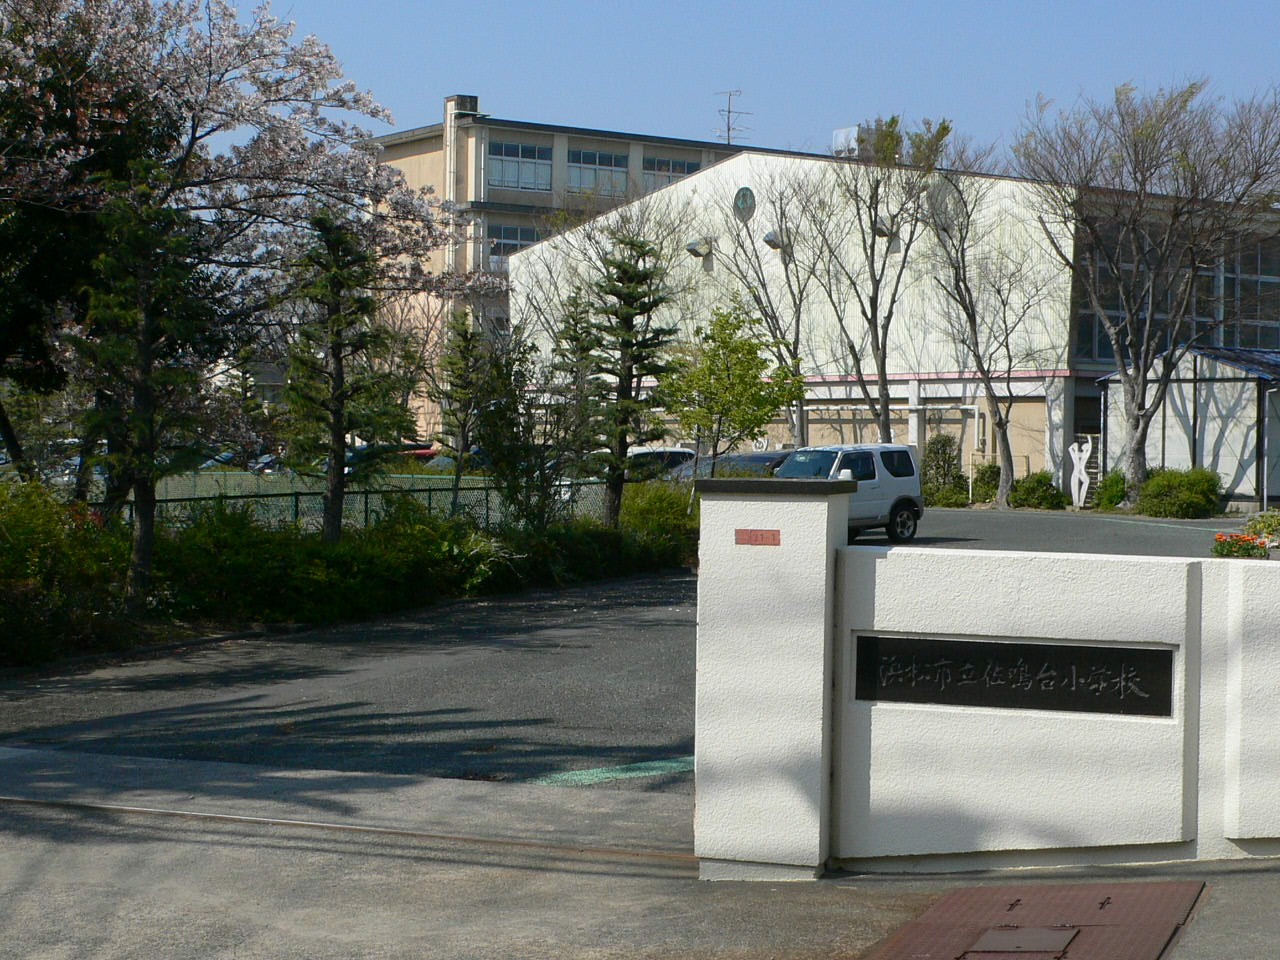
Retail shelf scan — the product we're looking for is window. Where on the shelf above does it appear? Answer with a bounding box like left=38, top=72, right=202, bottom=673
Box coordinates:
left=567, top=149, right=629, bottom=196
left=775, top=450, right=837, bottom=478
left=487, top=141, right=552, bottom=191
left=880, top=450, right=916, bottom=478
left=838, top=451, right=877, bottom=482
left=642, top=156, right=701, bottom=192
left=486, top=223, right=540, bottom=270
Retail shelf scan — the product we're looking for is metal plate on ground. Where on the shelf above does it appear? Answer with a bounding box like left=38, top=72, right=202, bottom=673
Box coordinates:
left=864, top=880, right=1204, bottom=960
left=968, top=925, right=1077, bottom=952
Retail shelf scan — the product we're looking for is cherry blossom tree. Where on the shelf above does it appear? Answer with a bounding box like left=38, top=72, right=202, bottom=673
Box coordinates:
left=1, top=0, right=465, bottom=603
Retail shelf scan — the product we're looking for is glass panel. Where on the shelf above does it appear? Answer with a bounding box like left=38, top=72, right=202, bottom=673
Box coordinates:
left=1261, top=238, right=1280, bottom=276
left=1195, top=274, right=1216, bottom=317
left=537, top=146, right=551, bottom=161
left=536, top=164, right=551, bottom=191
left=489, top=141, right=503, bottom=156
left=1260, top=279, right=1280, bottom=321
left=581, top=151, right=596, bottom=165
left=1075, top=314, right=1096, bottom=359
left=518, top=227, right=535, bottom=243
left=656, top=158, right=670, bottom=172
left=568, top=150, right=581, bottom=164
left=613, top=170, right=628, bottom=195
left=643, top=157, right=656, bottom=171
left=1260, top=324, right=1280, bottom=349
left=1096, top=324, right=1115, bottom=360
left=687, top=162, right=700, bottom=173
left=776, top=450, right=837, bottom=478
left=1240, top=323, right=1262, bottom=348
left=615, top=153, right=629, bottom=168
left=504, top=142, right=520, bottom=157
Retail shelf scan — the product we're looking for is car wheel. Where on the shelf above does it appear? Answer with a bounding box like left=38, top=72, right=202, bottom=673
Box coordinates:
left=886, top=505, right=918, bottom=543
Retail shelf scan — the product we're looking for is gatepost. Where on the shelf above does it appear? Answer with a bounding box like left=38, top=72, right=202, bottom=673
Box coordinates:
left=693, top=478, right=854, bottom=881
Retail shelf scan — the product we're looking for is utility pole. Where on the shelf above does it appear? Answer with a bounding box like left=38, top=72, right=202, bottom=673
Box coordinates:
left=715, top=90, right=753, bottom=145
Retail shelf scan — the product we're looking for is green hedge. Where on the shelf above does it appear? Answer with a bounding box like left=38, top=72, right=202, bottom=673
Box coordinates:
left=971, top=462, right=1001, bottom=503
left=1094, top=471, right=1127, bottom=509
left=0, top=483, right=131, bottom=666
left=2, top=484, right=698, bottom=668
left=1134, top=467, right=1222, bottom=518
left=1009, top=471, right=1069, bottom=510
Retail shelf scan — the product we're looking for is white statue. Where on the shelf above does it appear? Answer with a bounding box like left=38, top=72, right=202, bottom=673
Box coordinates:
left=1068, top=437, right=1093, bottom=508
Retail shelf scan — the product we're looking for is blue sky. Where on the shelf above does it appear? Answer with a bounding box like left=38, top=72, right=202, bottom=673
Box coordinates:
left=281, top=0, right=1280, bottom=154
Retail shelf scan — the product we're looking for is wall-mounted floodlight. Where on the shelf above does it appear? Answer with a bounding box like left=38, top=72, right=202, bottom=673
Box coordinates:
left=686, top=238, right=714, bottom=258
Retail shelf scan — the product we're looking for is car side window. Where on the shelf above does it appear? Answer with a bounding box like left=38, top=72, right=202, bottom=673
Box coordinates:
left=838, top=451, right=876, bottom=482
left=879, top=450, right=916, bottom=478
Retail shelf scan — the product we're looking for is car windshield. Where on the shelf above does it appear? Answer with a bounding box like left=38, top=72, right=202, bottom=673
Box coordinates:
left=775, top=450, right=838, bottom=478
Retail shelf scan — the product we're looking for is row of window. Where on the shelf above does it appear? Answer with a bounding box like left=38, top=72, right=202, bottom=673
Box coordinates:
left=1074, top=313, right=1280, bottom=360
left=568, top=149, right=627, bottom=168
left=486, top=140, right=703, bottom=194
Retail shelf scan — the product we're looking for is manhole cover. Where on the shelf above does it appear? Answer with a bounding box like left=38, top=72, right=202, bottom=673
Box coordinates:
left=865, top=880, right=1204, bottom=959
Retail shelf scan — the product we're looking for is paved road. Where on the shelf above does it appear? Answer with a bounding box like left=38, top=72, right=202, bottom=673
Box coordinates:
left=862, top=505, right=1239, bottom=557
left=0, top=574, right=698, bottom=793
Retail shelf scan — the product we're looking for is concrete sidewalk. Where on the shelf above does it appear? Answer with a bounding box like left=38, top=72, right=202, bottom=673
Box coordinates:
left=2, top=747, right=1280, bottom=959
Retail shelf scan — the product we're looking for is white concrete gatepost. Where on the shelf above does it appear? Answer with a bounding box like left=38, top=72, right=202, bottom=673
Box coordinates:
left=693, top=478, right=854, bottom=881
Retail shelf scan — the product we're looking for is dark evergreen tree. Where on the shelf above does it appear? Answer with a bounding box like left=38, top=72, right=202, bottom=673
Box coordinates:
left=282, top=211, right=412, bottom=543
left=73, top=171, right=229, bottom=612
left=430, top=311, right=496, bottom=516
left=579, top=233, right=676, bottom=527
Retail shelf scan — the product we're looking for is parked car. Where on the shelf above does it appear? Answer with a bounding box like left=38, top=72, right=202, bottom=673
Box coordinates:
left=247, top=453, right=281, bottom=474
left=625, top=446, right=695, bottom=480
left=198, top=450, right=237, bottom=470
left=774, top=443, right=924, bottom=542
left=665, top=450, right=789, bottom=480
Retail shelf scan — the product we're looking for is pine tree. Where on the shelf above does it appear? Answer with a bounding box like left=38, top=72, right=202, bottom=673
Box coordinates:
left=577, top=233, right=676, bottom=527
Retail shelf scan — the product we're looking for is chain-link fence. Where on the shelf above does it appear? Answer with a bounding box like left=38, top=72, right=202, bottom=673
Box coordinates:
left=109, top=476, right=608, bottom=532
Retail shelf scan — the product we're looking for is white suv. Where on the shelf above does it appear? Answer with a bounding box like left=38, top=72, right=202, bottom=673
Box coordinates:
left=774, top=443, right=925, bottom=542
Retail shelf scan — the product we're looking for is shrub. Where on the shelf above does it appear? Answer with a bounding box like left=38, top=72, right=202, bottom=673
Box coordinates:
left=1134, top=467, right=1222, bottom=519
left=921, top=434, right=969, bottom=506
left=1211, top=532, right=1271, bottom=559
left=971, top=461, right=1001, bottom=503
left=1009, top=471, right=1069, bottom=510
left=0, top=482, right=130, bottom=666
left=1094, top=470, right=1127, bottom=509
left=619, top=481, right=699, bottom=565
left=1242, top=510, right=1280, bottom=541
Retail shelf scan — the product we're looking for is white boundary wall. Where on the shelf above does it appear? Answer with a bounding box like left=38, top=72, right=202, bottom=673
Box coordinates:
left=695, top=481, right=1280, bottom=880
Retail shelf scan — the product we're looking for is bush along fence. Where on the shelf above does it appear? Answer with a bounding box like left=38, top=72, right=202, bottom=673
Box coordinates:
left=100, top=480, right=608, bottom=532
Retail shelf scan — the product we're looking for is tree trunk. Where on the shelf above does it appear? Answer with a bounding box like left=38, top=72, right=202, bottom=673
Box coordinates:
left=1122, top=419, right=1151, bottom=507
left=0, top=395, right=35, bottom=481
left=993, top=409, right=1016, bottom=509
left=321, top=322, right=346, bottom=544
left=125, top=476, right=155, bottom=618
left=876, top=373, right=893, bottom=443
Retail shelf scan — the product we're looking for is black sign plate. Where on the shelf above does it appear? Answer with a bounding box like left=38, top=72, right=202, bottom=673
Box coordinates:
left=855, top=635, right=1173, bottom=717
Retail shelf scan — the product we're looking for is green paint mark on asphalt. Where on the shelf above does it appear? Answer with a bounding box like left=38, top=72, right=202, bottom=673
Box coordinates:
left=528, top=756, right=694, bottom=786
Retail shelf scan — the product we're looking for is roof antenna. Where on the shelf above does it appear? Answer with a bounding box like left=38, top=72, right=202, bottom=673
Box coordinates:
left=715, top=90, right=753, bottom=145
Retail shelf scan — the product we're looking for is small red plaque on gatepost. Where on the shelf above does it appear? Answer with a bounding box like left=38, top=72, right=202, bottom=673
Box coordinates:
left=735, top=528, right=781, bottom=546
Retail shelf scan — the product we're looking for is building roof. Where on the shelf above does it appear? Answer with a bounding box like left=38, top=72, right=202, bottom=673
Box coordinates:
left=371, top=113, right=827, bottom=159
left=1189, top=345, right=1280, bottom=380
